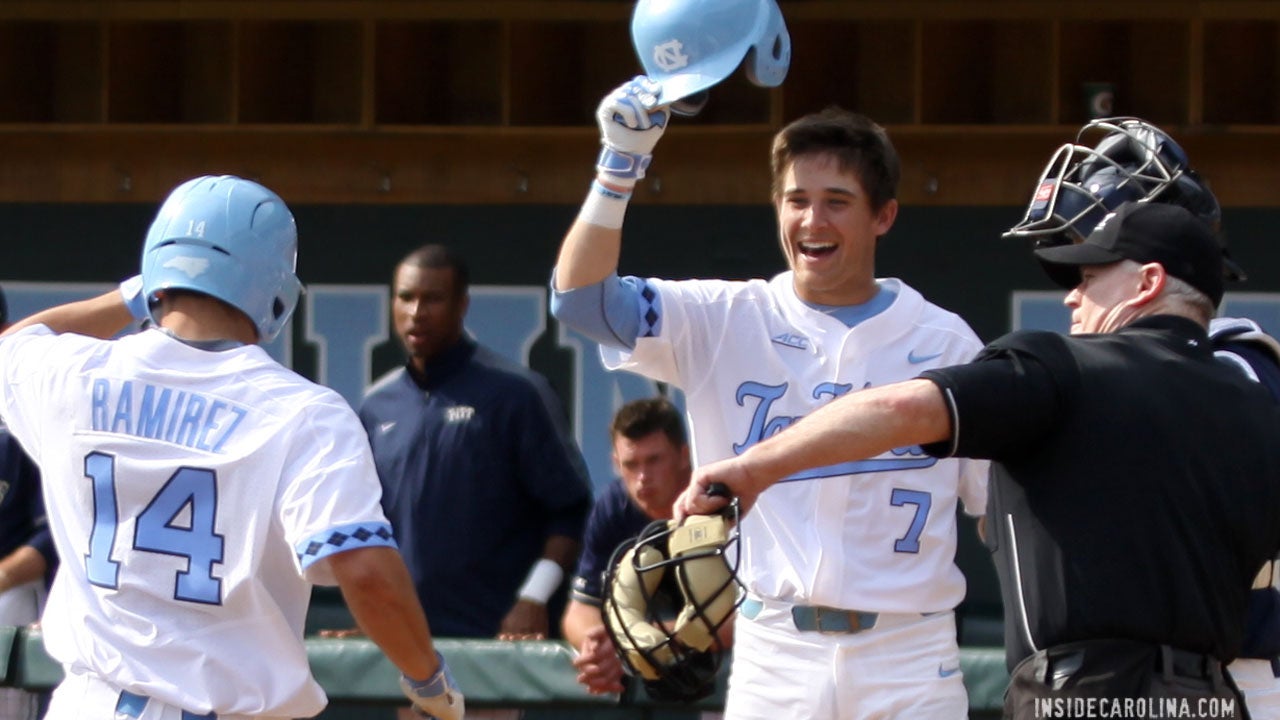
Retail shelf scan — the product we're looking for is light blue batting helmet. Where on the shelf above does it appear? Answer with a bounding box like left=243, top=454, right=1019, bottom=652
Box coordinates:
left=631, top=0, right=791, bottom=116
left=141, top=175, right=302, bottom=342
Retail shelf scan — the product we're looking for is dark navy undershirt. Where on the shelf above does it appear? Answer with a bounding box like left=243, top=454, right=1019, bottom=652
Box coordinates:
left=1214, top=336, right=1280, bottom=660
left=570, top=480, right=653, bottom=606
left=0, top=426, right=55, bottom=585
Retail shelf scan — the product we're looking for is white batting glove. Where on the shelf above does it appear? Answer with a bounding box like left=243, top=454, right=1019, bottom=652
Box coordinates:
left=595, top=76, right=671, bottom=186
left=400, top=652, right=465, bottom=720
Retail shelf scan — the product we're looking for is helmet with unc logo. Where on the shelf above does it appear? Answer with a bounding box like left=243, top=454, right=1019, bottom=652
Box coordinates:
left=631, top=0, right=791, bottom=116
left=141, top=175, right=303, bottom=342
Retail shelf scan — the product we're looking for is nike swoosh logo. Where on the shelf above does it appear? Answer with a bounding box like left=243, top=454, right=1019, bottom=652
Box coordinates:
left=378, top=421, right=397, bottom=434
left=908, top=350, right=944, bottom=364
left=938, top=664, right=961, bottom=678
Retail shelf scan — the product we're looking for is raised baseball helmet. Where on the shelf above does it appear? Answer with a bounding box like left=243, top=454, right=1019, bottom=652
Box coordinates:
left=602, top=501, right=742, bottom=702
left=141, top=175, right=303, bottom=342
left=631, top=0, right=791, bottom=116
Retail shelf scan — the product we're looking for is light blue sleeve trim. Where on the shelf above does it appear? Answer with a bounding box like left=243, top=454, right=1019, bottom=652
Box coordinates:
left=295, top=521, right=398, bottom=570
left=118, top=275, right=150, bottom=321
left=549, top=271, right=650, bottom=350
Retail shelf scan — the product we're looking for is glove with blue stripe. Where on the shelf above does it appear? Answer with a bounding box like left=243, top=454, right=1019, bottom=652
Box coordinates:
left=595, top=76, right=672, bottom=186
left=400, top=652, right=465, bottom=720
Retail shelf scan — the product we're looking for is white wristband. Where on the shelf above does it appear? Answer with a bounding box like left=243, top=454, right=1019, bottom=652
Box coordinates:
left=516, top=558, right=564, bottom=605
left=578, top=180, right=632, bottom=230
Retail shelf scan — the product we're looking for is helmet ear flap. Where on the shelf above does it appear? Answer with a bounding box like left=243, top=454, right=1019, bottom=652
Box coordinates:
left=742, top=6, right=791, bottom=88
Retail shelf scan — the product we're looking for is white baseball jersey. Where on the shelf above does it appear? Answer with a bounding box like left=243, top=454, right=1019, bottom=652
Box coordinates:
left=0, top=326, right=396, bottom=718
left=603, top=273, right=988, bottom=613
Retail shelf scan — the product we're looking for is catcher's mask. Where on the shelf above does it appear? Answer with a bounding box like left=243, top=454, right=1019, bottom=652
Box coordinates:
left=601, top=498, right=742, bottom=703
left=1002, top=116, right=1244, bottom=282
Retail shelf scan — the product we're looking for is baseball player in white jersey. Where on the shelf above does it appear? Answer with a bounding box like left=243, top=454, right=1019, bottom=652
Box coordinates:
left=551, top=71, right=988, bottom=717
left=0, top=176, right=463, bottom=720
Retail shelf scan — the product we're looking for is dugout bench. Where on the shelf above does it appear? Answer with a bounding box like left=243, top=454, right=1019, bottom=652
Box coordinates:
left=0, top=625, right=1010, bottom=719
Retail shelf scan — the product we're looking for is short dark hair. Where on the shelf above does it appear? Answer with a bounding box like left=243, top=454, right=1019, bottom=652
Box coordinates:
left=610, top=397, right=687, bottom=448
left=398, top=244, right=470, bottom=297
left=770, top=107, right=900, bottom=212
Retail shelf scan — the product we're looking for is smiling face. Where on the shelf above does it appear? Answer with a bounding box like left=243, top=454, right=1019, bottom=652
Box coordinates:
left=775, top=153, right=898, bottom=306
left=392, top=262, right=468, bottom=372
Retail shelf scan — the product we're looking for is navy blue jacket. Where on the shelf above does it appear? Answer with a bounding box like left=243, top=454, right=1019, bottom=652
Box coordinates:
left=359, top=337, right=592, bottom=637
left=0, top=425, right=54, bottom=584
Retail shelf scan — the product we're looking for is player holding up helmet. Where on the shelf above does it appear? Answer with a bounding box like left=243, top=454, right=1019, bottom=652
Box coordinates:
left=0, top=176, right=462, bottom=720
left=551, top=1, right=988, bottom=716
left=1006, top=117, right=1280, bottom=718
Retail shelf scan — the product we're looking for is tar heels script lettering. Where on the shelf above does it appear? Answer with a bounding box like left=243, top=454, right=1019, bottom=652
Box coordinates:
left=733, top=381, right=936, bottom=480
left=91, top=379, right=248, bottom=452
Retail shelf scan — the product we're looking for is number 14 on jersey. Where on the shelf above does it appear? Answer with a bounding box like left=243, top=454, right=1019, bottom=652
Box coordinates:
left=83, top=452, right=226, bottom=605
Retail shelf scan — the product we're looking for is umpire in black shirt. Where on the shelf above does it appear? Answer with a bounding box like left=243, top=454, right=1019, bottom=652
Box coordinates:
left=676, top=201, right=1280, bottom=719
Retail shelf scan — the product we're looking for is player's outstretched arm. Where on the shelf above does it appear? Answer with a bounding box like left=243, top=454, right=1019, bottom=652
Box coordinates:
left=676, top=379, right=953, bottom=519
left=553, top=77, right=671, bottom=292
left=329, top=546, right=464, bottom=720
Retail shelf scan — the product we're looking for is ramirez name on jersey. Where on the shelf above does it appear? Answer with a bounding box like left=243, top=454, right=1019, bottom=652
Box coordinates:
left=90, top=378, right=248, bottom=453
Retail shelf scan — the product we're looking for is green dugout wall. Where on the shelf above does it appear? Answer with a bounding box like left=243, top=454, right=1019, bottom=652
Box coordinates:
left=0, top=627, right=1010, bottom=718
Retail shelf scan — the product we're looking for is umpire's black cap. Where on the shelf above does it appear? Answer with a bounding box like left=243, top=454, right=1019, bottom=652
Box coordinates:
left=1034, top=201, right=1224, bottom=306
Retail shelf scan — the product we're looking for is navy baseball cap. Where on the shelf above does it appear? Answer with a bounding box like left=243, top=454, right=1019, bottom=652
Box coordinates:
left=1034, top=201, right=1225, bottom=306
